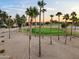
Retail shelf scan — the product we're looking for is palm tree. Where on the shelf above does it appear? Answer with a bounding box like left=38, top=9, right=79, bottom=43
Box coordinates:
left=1, top=11, right=8, bottom=28
left=15, top=14, right=21, bottom=31
left=0, top=10, right=3, bottom=27
left=1, top=11, right=8, bottom=33
left=50, top=15, right=54, bottom=45
left=21, top=15, right=26, bottom=27
left=0, top=11, right=11, bottom=39
left=0, top=10, right=2, bottom=19
left=33, top=7, right=39, bottom=28
left=56, top=12, right=62, bottom=40
left=41, top=9, right=46, bottom=28
left=38, top=0, right=46, bottom=57
left=70, top=12, right=77, bottom=41
left=15, top=14, right=26, bottom=31
left=2, top=11, right=8, bottom=23
left=63, top=14, right=69, bottom=44
left=71, top=12, right=78, bottom=30
left=5, top=16, right=15, bottom=39
left=33, top=7, right=39, bottom=37
left=26, top=6, right=38, bottom=59
left=20, top=15, right=26, bottom=32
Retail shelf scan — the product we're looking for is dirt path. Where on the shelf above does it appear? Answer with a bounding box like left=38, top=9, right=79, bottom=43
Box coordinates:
left=0, top=30, right=79, bottom=59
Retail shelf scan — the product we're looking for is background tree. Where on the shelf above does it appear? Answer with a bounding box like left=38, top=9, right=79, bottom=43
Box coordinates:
left=41, top=8, right=46, bottom=28
left=56, top=12, right=62, bottom=40
left=2, top=11, right=8, bottom=23
left=21, top=15, right=26, bottom=27
left=15, top=14, right=26, bottom=31
left=0, top=10, right=8, bottom=28
left=5, top=16, right=15, bottom=39
left=63, top=14, right=69, bottom=44
left=50, top=15, right=54, bottom=45
left=33, top=7, right=39, bottom=28
left=15, top=14, right=21, bottom=30
left=70, top=12, right=77, bottom=41
left=33, top=7, right=39, bottom=37
left=71, top=12, right=78, bottom=30
left=5, top=16, right=15, bottom=28
left=0, top=10, right=3, bottom=27
left=26, top=6, right=38, bottom=59
left=74, top=17, right=78, bottom=30
left=38, top=0, right=46, bottom=57
left=75, top=18, right=79, bottom=26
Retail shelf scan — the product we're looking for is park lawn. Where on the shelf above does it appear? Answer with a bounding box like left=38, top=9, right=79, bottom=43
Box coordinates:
left=32, top=28, right=65, bottom=36
left=20, top=27, right=28, bottom=32
left=21, top=27, right=79, bottom=36
left=66, top=28, right=79, bottom=37
left=21, top=28, right=65, bottom=36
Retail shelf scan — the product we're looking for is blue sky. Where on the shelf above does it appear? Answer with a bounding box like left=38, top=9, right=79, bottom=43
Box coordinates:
left=0, top=0, right=79, bottom=18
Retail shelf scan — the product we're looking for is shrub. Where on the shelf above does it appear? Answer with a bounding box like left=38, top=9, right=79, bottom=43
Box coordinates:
left=1, top=40, right=5, bottom=43
left=0, top=49, right=5, bottom=53
left=61, top=23, right=69, bottom=28
left=0, top=35, right=4, bottom=38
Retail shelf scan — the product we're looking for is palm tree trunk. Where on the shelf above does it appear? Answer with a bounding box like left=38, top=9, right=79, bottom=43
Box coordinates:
left=70, top=22, right=73, bottom=41
left=43, top=12, right=44, bottom=28
left=50, top=36, right=52, bottom=45
left=75, top=25, right=76, bottom=30
left=65, top=20, right=67, bottom=44
left=50, top=29, right=52, bottom=45
left=35, top=17, right=37, bottom=28
left=9, top=19, right=11, bottom=39
left=29, top=35, right=31, bottom=59
left=42, top=12, right=45, bottom=38
left=74, top=21, right=77, bottom=30
left=35, top=17, right=37, bottom=37
left=28, top=17, right=32, bottom=59
left=50, top=18, right=52, bottom=45
left=58, top=16, right=60, bottom=40
left=9, top=27, right=10, bottom=39
left=38, top=7, right=42, bottom=57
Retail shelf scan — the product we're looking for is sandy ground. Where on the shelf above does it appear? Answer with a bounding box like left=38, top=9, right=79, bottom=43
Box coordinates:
left=0, top=29, right=79, bottom=59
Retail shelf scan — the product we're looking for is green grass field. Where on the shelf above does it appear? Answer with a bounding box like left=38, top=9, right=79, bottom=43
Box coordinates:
left=32, top=28, right=65, bottom=36
left=21, top=28, right=65, bottom=36
left=21, top=26, right=79, bottom=36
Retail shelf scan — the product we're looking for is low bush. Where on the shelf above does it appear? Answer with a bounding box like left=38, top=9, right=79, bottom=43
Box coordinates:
left=1, top=40, right=5, bottom=43
left=0, top=49, right=5, bottom=54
